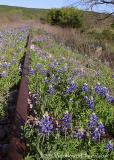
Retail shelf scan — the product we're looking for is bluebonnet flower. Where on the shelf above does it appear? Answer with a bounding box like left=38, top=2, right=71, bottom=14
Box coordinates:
left=95, top=83, right=101, bottom=95
left=88, top=113, right=98, bottom=129
left=61, top=111, right=71, bottom=130
left=66, top=82, right=76, bottom=94
left=101, top=87, right=108, bottom=98
left=92, top=128, right=100, bottom=141
left=82, top=83, right=88, bottom=93
left=66, top=87, right=72, bottom=94
left=0, top=71, right=7, bottom=78
left=50, top=63, right=55, bottom=69
left=29, top=69, right=35, bottom=75
left=48, top=85, right=54, bottom=95
left=44, top=77, right=48, bottom=83
left=72, top=70, right=77, bottom=77
left=98, top=123, right=105, bottom=134
left=64, top=64, right=68, bottom=72
left=42, top=69, right=48, bottom=75
left=74, top=129, right=85, bottom=140
left=36, top=64, right=41, bottom=70
left=106, top=94, right=114, bottom=104
left=39, top=112, right=52, bottom=134
left=70, top=81, right=76, bottom=90
left=83, top=96, right=88, bottom=102
left=87, top=97, right=94, bottom=110
left=112, top=74, right=114, bottom=79
left=2, top=62, right=8, bottom=69
left=105, top=143, right=113, bottom=151
left=50, top=74, right=55, bottom=83
left=57, top=68, right=62, bottom=74
left=53, top=59, right=58, bottom=66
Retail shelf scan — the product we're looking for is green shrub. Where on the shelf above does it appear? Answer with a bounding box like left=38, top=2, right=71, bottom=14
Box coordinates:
left=111, top=23, right=114, bottom=29
left=47, top=7, right=82, bottom=28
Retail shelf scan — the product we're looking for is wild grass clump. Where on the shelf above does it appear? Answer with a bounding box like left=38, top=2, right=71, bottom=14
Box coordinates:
left=31, top=22, right=114, bottom=67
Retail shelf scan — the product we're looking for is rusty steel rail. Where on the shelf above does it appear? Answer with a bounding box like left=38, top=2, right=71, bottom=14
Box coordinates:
left=7, top=34, right=32, bottom=160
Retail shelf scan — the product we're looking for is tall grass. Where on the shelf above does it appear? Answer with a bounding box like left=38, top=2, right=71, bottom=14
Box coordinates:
left=31, top=22, right=114, bottom=68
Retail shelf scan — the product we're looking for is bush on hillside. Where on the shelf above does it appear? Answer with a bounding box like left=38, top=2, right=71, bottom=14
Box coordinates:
left=47, top=7, right=82, bottom=28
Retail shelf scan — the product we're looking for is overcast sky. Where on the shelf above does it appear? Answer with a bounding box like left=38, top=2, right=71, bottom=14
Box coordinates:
left=0, top=0, right=113, bottom=13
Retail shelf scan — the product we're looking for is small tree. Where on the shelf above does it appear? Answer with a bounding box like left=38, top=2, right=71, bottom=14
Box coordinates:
left=47, top=7, right=82, bottom=28
left=47, top=9, right=61, bottom=25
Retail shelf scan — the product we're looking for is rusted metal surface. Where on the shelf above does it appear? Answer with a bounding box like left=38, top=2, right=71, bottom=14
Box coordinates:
left=7, top=34, right=32, bottom=160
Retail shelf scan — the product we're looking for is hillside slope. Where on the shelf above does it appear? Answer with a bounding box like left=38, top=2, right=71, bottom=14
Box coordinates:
left=0, top=5, right=48, bottom=22
left=0, top=5, right=113, bottom=28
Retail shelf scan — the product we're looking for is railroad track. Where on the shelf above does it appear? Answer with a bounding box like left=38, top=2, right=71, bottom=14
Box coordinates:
left=0, top=33, right=32, bottom=160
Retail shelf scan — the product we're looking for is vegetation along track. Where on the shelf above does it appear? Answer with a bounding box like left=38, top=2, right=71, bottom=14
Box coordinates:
left=0, top=33, right=32, bottom=160
left=0, top=29, right=114, bottom=160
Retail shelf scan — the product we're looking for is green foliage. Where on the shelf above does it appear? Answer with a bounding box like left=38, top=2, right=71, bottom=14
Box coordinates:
left=89, top=29, right=114, bottom=43
left=47, top=7, right=82, bottom=28
left=0, top=5, right=48, bottom=22
left=111, top=23, right=114, bottom=29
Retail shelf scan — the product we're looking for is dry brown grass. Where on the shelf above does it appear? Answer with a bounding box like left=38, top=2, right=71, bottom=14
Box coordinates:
left=30, top=21, right=114, bottom=67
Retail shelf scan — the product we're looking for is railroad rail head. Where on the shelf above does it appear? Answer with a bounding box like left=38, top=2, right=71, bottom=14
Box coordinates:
left=7, top=33, right=32, bottom=160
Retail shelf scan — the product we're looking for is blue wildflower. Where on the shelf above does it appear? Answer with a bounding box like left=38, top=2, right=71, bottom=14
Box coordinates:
left=57, top=68, right=62, bottom=74
left=82, top=83, right=88, bottom=93
left=50, top=63, right=55, bottom=69
left=66, top=87, right=72, bottom=94
left=74, top=129, right=85, bottom=140
left=105, top=143, right=113, bottom=151
left=36, top=64, right=41, bottom=70
left=88, top=113, right=98, bottom=129
left=112, top=74, right=114, bottom=79
left=39, top=112, right=52, bottom=134
left=98, top=123, right=105, bottom=134
left=70, top=81, right=76, bottom=91
left=106, top=94, right=114, bottom=104
left=61, top=111, right=71, bottom=130
left=29, top=69, right=35, bottom=75
left=65, top=81, right=76, bottom=94
left=101, top=87, right=107, bottom=98
left=2, top=62, right=8, bottom=69
left=48, top=85, right=54, bottom=95
left=50, top=74, right=55, bottom=83
left=42, top=69, right=48, bottom=75
left=72, top=70, right=77, bottom=77
left=87, top=97, right=94, bottom=110
left=53, top=59, right=58, bottom=66
left=92, top=128, right=100, bottom=141
left=95, top=83, right=101, bottom=95
left=83, top=96, right=88, bottom=102
left=0, top=71, right=7, bottom=78
left=44, top=77, right=48, bottom=83
left=64, top=64, right=68, bottom=72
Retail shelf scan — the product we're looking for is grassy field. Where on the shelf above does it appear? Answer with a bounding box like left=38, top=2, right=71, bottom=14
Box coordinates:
left=0, top=6, right=114, bottom=67
left=0, top=5, right=113, bottom=26
left=0, top=5, right=48, bottom=22
left=0, top=5, right=114, bottom=65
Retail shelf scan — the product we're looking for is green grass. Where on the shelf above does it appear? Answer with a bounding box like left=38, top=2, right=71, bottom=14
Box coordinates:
left=0, top=5, right=48, bottom=22
left=0, top=28, right=28, bottom=117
